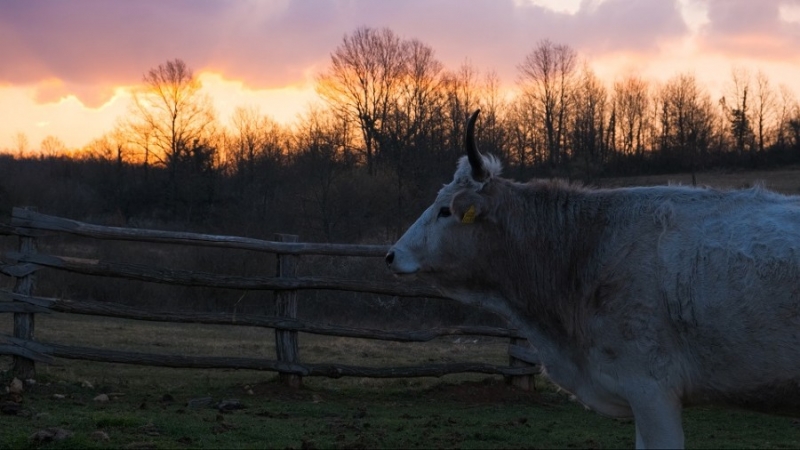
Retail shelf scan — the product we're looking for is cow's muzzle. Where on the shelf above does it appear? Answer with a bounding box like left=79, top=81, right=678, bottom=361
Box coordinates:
left=384, top=250, right=395, bottom=266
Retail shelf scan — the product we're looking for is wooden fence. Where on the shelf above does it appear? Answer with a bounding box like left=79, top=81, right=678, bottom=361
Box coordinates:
left=0, top=207, right=539, bottom=388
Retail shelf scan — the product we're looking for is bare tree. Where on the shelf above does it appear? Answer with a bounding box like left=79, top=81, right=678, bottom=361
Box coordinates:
left=318, top=28, right=449, bottom=234
left=126, top=58, right=218, bottom=217
left=317, top=27, right=406, bottom=175
left=613, top=75, right=650, bottom=160
left=518, top=39, right=578, bottom=170
left=475, top=71, right=508, bottom=160
left=442, top=62, right=480, bottom=159
left=291, top=106, right=358, bottom=241
left=657, top=73, right=716, bottom=181
left=382, top=38, right=446, bottom=235
left=79, top=126, right=129, bottom=191
left=228, top=106, right=285, bottom=176
left=753, top=70, right=776, bottom=154
left=774, top=84, right=799, bottom=149
left=77, top=125, right=138, bottom=217
left=128, top=59, right=217, bottom=177
left=789, top=104, right=800, bottom=150
left=226, top=106, right=288, bottom=222
left=570, top=65, right=608, bottom=180
left=384, top=36, right=444, bottom=163
left=723, top=66, right=754, bottom=158
left=40, top=135, right=67, bottom=157
left=505, top=96, right=543, bottom=177
left=9, top=132, right=30, bottom=157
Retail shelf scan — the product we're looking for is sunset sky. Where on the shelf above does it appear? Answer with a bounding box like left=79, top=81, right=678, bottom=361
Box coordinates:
left=2, top=0, right=800, bottom=152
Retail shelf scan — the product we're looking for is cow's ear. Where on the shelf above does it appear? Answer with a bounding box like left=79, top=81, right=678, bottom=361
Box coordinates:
left=451, top=190, right=486, bottom=224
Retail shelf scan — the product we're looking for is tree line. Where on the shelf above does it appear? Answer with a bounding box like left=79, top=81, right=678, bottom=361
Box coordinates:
left=4, top=27, right=800, bottom=243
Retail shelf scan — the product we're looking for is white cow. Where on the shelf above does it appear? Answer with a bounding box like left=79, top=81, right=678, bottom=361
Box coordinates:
left=386, top=110, right=800, bottom=448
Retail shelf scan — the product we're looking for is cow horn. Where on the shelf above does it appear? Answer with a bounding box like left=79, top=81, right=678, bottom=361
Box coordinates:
left=465, top=109, right=487, bottom=182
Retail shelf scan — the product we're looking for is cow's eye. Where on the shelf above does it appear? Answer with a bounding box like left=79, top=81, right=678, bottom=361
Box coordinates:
left=438, top=207, right=452, bottom=218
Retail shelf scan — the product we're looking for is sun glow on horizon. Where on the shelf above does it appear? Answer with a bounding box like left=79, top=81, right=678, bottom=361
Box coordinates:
left=0, top=84, right=128, bottom=153
left=197, top=72, right=317, bottom=127
left=0, top=73, right=318, bottom=153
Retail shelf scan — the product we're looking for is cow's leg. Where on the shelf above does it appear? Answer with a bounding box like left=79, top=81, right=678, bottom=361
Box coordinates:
left=634, top=420, right=681, bottom=449
left=629, top=391, right=684, bottom=449
left=634, top=424, right=644, bottom=449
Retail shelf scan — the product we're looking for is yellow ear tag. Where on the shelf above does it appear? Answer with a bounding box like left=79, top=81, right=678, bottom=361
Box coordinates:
left=461, top=205, right=476, bottom=224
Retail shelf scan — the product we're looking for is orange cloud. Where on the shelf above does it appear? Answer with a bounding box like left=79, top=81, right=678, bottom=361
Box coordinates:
left=31, top=79, right=118, bottom=109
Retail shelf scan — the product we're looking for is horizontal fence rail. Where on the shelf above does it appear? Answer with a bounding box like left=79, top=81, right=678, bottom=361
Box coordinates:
left=0, top=207, right=540, bottom=387
left=0, top=335, right=539, bottom=378
left=2, top=251, right=445, bottom=298
left=0, top=291, right=523, bottom=342
left=11, top=207, right=390, bottom=257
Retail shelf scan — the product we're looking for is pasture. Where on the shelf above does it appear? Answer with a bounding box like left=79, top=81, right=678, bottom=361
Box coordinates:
left=3, top=167, right=800, bottom=448
left=1, top=314, right=799, bottom=449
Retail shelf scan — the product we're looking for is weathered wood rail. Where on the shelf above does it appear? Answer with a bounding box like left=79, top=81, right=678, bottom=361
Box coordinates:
left=0, top=207, right=539, bottom=386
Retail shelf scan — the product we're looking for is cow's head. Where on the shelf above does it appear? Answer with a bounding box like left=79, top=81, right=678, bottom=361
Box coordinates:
left=385, top=110, right=502, bottom=284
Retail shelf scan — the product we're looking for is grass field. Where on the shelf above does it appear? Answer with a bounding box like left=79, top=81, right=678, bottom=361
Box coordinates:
left=3, top=168, right=800, bottom=448
left=1, top=314, right=799, bottom=449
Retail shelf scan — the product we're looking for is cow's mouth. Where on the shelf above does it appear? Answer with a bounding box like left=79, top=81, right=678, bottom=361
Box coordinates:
left=390, top=269, right=418, bottom=277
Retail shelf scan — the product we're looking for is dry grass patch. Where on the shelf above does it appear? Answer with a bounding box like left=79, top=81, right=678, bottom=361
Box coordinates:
left=0, top=311, right=514, bottom=393
left=600, top=167, right=800, bottom=194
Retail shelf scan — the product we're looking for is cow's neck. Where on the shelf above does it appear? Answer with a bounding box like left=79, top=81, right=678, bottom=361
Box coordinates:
left=499, top=181, right=606, bottom=343
left=442, top=180, right=612, bottom=393
left=492, top=182, right=612, bottom=398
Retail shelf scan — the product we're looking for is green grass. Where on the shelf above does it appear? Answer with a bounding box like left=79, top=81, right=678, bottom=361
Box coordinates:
left=1, top=372, right=798, bottom=449
left=0, top=372, right=624, bottom=449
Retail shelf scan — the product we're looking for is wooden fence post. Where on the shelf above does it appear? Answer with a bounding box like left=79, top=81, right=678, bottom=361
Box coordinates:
left=13, top=208, right=38, bottom=380
left=507, top=338, right=535, bottom=391
left=274, top=234, right=301, bottom=387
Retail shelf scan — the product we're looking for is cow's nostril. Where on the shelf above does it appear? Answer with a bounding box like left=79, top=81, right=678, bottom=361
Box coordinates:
left=385, top=251, right=395, bottom=266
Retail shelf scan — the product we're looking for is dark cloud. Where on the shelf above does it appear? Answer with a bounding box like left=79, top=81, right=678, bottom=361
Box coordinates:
left=0, top=0, right=699, bottom=107
left=697, top=0, right=800, bottom=60
left=572, top=0, right=688, bottom=53
left=295, top=0, right=688, bottom=82
left=705, top=0, right=780, bottom=34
